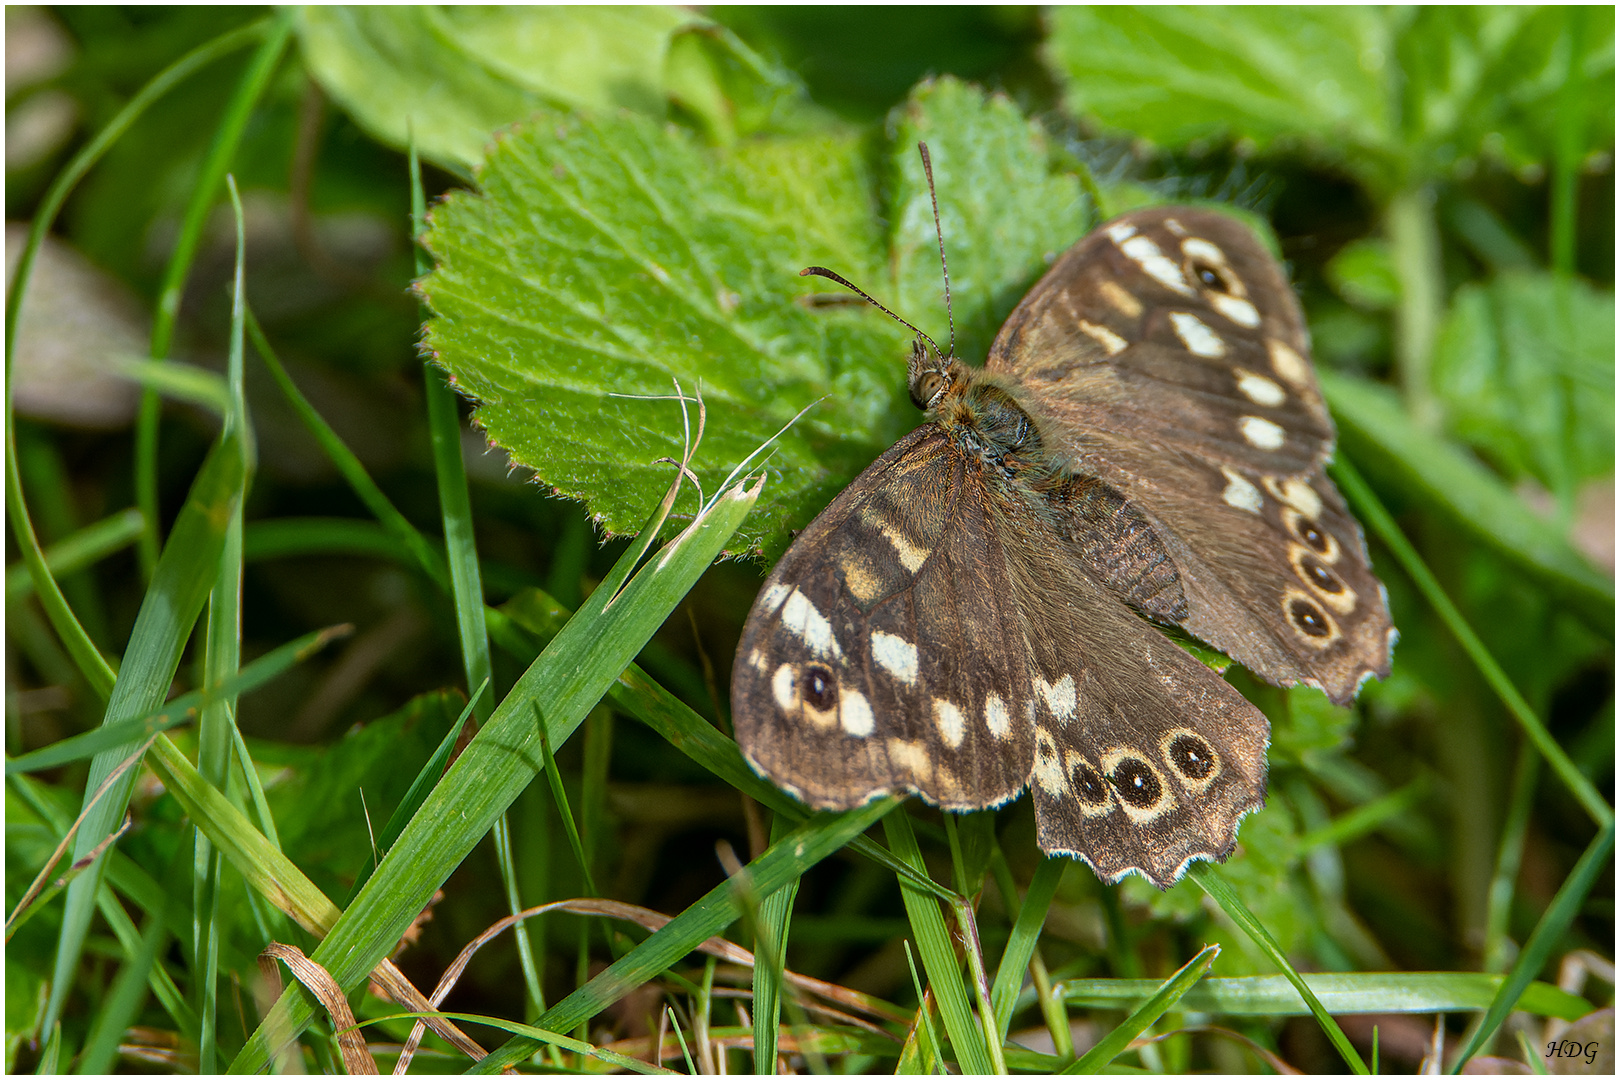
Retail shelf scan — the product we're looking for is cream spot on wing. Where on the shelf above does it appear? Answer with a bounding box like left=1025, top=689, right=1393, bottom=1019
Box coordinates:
left=761, top=583, right=791, bottom=612
left=878, top=522, right=929, bottom=573
left=887, top=738, right=931, bottom=781
left=871, top=630, right=918, bottom=685
left=771, top=664, right=797, bottom=711
left=1121, top=236, right=1195, bottom=295
left=1220, top=467, right=1263, bottom=514
left=1263, top=476, right=1323, bottom=518
left=1234, top=368, right=1286, bottom=407
left=1239, top=415, right=1286, bottom=450
left=1267, top=338, right=1310, bottom=386
left=1033, top=728, right=1068, bottom=795
left=1169, top=312, right=1226, bottom=358
left=1098, top=279, right=1144, bottom=318
left=933, top=699, right=966, bottom=749
left=983, top=693, right=1011, bottom=740
left=1077, top=319, right=1128, bottom=356
left=1107, top=223, right=1138, bottom=244
left=840, top=687, right=875, bottom=737
left=1035, top=674, right=1077, bottom=722
left=1164, top=217, right=1188, bottom=237
left=748, top=648, right=767, bottom=673
left=1211, top=293, right=1261, bottom=328
left=780, top=589, right=841, bottom=658
left=1181, top=237, right=1226, bottom=266
left=841, top=556, right=883, bottom=604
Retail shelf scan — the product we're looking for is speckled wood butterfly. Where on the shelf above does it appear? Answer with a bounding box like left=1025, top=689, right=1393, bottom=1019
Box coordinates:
left=731, top=149, right=1395, bottom=887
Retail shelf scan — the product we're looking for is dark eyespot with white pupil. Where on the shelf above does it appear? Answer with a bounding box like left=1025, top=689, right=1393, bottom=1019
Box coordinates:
left=803, top=665, right=837, bottom=710
left=1296, top=520, right=1332, bottom=554
left=1290, top=598, right=1331, bottom=638
left=1110, top=757, right=1162, bottom=808
left=1302, top=556, right=1344, bottom=593
left=1168, top=735, right=1215, bottom=780
left=1073, top=761, right=1110, bottom=806
left=1191, top=260, right=1234, bottom=294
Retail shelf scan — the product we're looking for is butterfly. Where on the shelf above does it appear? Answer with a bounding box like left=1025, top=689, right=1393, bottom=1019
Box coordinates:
left=731, top=149, right=1395, bottom=887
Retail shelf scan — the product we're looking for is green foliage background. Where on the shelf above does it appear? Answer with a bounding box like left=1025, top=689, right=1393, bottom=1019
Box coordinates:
left=4, top=6, right=1613, bottom=1074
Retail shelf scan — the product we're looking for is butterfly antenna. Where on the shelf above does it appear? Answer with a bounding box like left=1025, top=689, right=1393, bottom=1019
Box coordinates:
left=917, top=142, right=955, bottom=358
left=799, top=265, right=945, bottom=358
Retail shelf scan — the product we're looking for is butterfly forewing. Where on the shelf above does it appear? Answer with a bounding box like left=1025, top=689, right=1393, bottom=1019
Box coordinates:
left=732, top=428, right=1036, bottom=812
left=988, top=206, right=1394, bottom=702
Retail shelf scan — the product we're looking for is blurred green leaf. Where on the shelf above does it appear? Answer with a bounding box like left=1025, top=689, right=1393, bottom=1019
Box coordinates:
left=1321, top=370, right=1613, bottom=629
left=1326, top=239, right=1400, bottom=312
left=1271, top=686, right=1356, bottom=763
left=299, top=6, right=807, bottom=169
left=1432, top=270, right=1615, bottom=502
left=421, top=78, right=1086, bottom=556
left=1048, top=7, right=1616, bottom=195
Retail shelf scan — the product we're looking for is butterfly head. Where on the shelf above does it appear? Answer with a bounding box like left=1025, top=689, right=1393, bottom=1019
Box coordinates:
left=906, top=337, right=965, bottom=412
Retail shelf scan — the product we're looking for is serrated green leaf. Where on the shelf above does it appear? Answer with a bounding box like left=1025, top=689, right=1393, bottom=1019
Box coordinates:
left=421, top=79, right=1088, bottom=557
left=1431, top=270, right=1614, bottom=503
left=299, top=7, right=801, bottom=168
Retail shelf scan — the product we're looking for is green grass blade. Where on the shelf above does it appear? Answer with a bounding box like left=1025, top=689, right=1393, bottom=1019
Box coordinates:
left=903, top=940, right=945, bottom=1074
left=76, top=905, right=166, bottom=1075
left=991, top=855, right=1065, bottom=1039
left=1057, top=971, right=1593, bottom=1020
left=360, top=1011, right=674, bottom=1075
left=1483, top=749, right=1540, bottom=975
left=1190, top=862, right=1368, bottom=1073
left=145, top=735, right=342, bottom=936
left=342, top=689, right=479, bottom=905
left=4, top=508, right=144, bottom=605
left=133, top=10, right=293, bottom=575
left=4, top=446, right=117, bottom=699
left=246, top=310, right=449, bottom=590
left=1064, top=944, right=1218, bottom=1074
left=469, top=797, right=899, bottom=1073
left=884, top=811, right=996, bottom=1075
left=1332, top=455, right=1613, bottom=829
left=753, top=815, right=800, bottom=1074
left=228, top=476, right=759, bottom=1072
left=43, top=429, right=247, bottom=1033
left=1449, top=822, right=1615, bottom=1071
left=194, top=175, right=256, bottom=1073
left=6, top=625, right=345, bottom=774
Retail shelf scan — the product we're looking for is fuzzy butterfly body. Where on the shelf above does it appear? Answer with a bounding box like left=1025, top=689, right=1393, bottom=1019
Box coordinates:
left=732, top=204, right=1394, bottom=887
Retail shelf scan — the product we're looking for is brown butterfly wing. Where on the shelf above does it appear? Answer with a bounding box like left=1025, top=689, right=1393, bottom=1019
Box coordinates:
left=731, top=427, right=1037, bottom=812
left=987, top=206, right=1394, bottom=702
left=988, top=487, right=1271, bottom=886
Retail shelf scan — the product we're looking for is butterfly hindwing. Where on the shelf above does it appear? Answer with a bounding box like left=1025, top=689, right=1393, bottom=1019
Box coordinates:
left=732, top=428, right=1036, bottom=812
left=990, top=489, right=1270, bottom=886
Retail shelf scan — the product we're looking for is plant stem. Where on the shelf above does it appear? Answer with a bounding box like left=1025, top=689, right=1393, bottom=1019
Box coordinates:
left=1386, top=184, right=1444, bottom=429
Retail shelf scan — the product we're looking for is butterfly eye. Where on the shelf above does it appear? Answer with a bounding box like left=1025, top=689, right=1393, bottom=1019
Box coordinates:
left=911, top=371, right=946, bottom=411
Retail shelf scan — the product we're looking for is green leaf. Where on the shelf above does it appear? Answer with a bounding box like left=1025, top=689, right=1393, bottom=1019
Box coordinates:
left=1326, top=238, right=1400, bottom=312
left=1047, top=8, right=1616, bottom=195
left=421, top=78, right=1085, bottom=557
left=1431, top=270, right=1615, bottom=502
left=1048, top=8, right=1399, bottom=186
left=298, top=6, right=804, bottom=168
left=1320, top=370, right=1612, bottom=630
